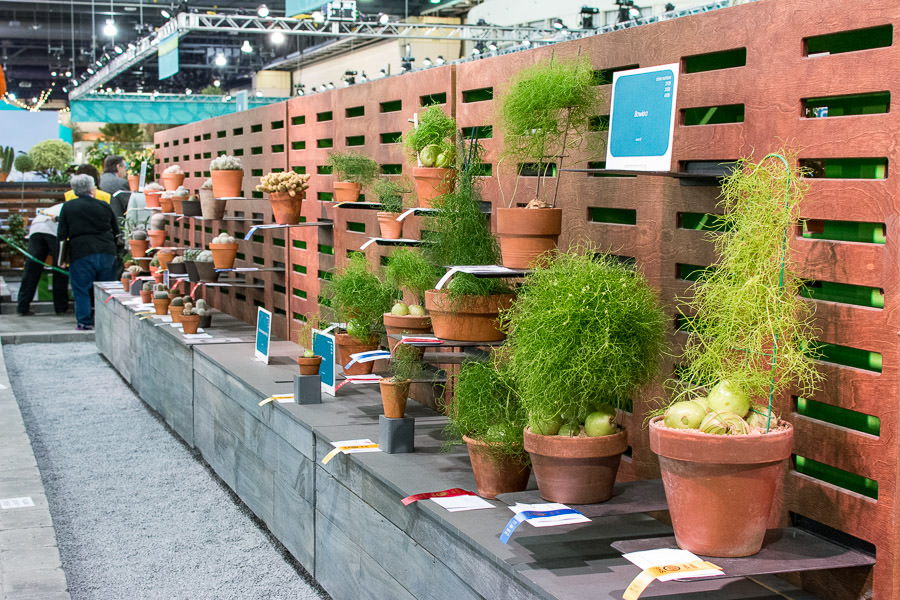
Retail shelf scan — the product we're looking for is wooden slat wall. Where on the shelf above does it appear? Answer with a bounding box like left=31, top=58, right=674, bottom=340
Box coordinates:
left=152, top=2, right=898, bottom=596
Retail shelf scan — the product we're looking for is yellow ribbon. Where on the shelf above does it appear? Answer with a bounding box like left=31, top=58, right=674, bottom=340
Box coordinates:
left=258, top=394, right=294, bottom=406
left=321, top=444, right=379, bottom=465
left=623, top=561, right=720, bottom=600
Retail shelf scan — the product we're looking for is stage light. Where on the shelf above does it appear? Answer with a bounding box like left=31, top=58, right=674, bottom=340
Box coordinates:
left=257, top=4, right=269, bottom=17
left=270, top=30, right=285, bottom=44
left=215, top=53, right=227, bottom=66
left=240, top=40, right=253, bottom=53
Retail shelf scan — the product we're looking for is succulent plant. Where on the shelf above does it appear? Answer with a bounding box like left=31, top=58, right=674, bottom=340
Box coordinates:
left=153, top=290, right=170, bottom=299
left=256, top=171, right=310, bottom=196
left=142, top=281, right=153, bottom=291
left=183, top=248, right=202, bottom=261
left=144, top=182, right=164, bottom=191
left=200, top=178, right=214, bottom=190
left=128, top=265, right=142, bottom=276
left=210, top=155, right=242, bottom=171
left=171, top=256, right=185, bottom=263
left=171, top=297, right=184, bottom=307
left=163, top=164, right=183, bottom=175
left=149, top=213, right=167, bottom=230
left=149, top=256, right=160, bottom=267
left=131, top=229, right=148, bottom=240
left=212, top=232, right=236, bottom=244
left=196, top=250, right=214, bottom=262
left=155, top=283, right=168, bottom=292
left=173, top=186, right=190, bottom=197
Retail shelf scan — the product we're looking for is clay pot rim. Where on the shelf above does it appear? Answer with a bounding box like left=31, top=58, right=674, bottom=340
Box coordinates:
left=424, top=289, right=514, bottom=313
left=649, top=415, right=793, bottom=464
left=297, top=355, right=322, bottom=363
left=333, top=181, right=362, bottom=188
left=413, top=166, right=455, bottom=176
left=462, top=434, right=527, bottom=453
left=209, top=242, right=239, bottom=249
left=335, top=332, right=379, bottom=345
left=523, top=426, right=628, bottom=458
left=382, top=312, right=431, bottom=327
left=378, top=377, right=411, bottom=385
left=376, top=211, right=401, bottom=218
left=496, top=206, right=563, bottom=235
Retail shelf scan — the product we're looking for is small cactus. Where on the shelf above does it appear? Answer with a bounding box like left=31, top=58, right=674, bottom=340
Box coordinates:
left=149, top=213, right=167, bottom=230
left=128, top=265, right=142, bottom=275
left=184, top=248, right=202, bottom=261
left=212, top=232, right=237, bottom=244
left=131, top=229, right=148, bottom=240
left=142, top=281, right=153, bottom=291
left=153, top=290, right=169, bottom=299
left=149, top=256, right=160, bottom=267
left=196, top=299, right=208, bottom=309
left=171, top=297, right=184, bottom=307
left=171, top=256, right=185, bottom=263
left=196, top=250, right=214, bottom=262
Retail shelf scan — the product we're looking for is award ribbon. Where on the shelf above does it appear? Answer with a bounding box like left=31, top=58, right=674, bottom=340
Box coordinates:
left=321, top=443, right=379, bottom=465
left=623, top=560, right=721, bottom=600
left=401, top=488, right=476, bottom=506
left=499, top=509, right=582, bottom=544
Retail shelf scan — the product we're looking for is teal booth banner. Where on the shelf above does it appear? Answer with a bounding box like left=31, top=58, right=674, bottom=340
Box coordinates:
left=70, top=94, right=286, bottom=124
left=158, top=34, right=180, bottom=80
left=286, top=0, right=326, bottom=17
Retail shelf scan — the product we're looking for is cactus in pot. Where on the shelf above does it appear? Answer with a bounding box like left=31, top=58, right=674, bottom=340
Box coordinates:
left=182, top=248, right=202, bottom=283
left=194, top=298, right=213, bottom=329
left=162, top=164, right=185, bottom=191
left=194, top=249, right=218, bottom=282
left=143, top=181, right=164, bottom=209
left=152, top=284, right=171, bottom=315
left=180, top=298, right=202, bottom=334
left=169, top=295, right=185, bottom=322
left=199, top=177, right=227, bottom=220
left=209, top=232, right=239, bottom=270
left=210, top=155, right=244, bottom=199
left=140, top=281, right=153, bottom=303
left=129, top=229, right=150, bottom=257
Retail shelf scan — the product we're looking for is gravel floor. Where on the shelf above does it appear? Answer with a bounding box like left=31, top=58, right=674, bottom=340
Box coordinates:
left=4, top=341, right=330, bottom=600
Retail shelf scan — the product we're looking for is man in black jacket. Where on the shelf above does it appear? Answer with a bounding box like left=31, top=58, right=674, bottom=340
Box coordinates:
left=58, top=174, right=120, bottom=330
left=100, top=155, right=131, bottom=222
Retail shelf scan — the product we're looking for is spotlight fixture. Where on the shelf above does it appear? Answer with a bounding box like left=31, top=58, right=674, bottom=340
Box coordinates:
left=580, top=6, right=599, bottom=29
left=358, top=72, right=367, bottom=82
left=326, top=82, right=334, bottom=90
left=65, top=70, right=72, bottom=77
left=185, top=88, right=192, bottom=94
left=257, top=4, right=269, bottom=17
left=377, top=13, right=390, bottom=25
left=62, top=86, right=68, bottom=93
left=86, top=67, right=95, bottom=74
left=240, top=40, right=253, bottom=53
left=256, top=90, right=263, bottom=97
left=551, top=17, right=565, bottom=30
left=522, top=38, right=531, bottom=47
left=422, top=57, right=432, bottom=67
left=664, top=2, right=675, bottom=11
left=471, top=43, right=484, bottom=56
left=435, top=55, right=445, bottom=65
left=400, top=57, right=414, bottom=71
left=215, top=53, right=227, bottom=66
left=270, top=30, right=286, bottom=44
left=161, top=8, right=171, bottom=18
left=114, top=45, right=124, bottom=54
left=213, top=79, right=221, bottom=87
left=487, top=42, right=498, bottom=52
left=103, top=18, right=117, bottom=37
left=311, top=10, right=325, bottom=23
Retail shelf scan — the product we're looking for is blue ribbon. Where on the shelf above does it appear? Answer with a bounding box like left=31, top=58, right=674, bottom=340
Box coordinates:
left=499, top=509, right=581, bottom=544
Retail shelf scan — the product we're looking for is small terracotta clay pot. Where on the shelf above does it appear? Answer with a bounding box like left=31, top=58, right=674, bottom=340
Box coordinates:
left=153, top=298, right=170, bottom=315
left=148, top=230, right=166, bottom=248
left=335, top=333, right=379, bottom=375
left=140, top=289, right=152, bottom=303
left=144, top=190, right=162, bottom=209
left=333, top=181, right=361, bottom=203
left=120, top=277, right=132, bottom=290
left=128, top=174, right=139, bottom=191
left=209, top=242, right=239, bottom=270
left=382, top=313, right=432, bottom=351
left=129, top=239, right=149, bottom=258
left=379, top=378, right=410, bottom=418
left=156, top=250, right=175, bottom=270
left=211, top=169, right=243, bottom=199
left=463, top=435, right=532, bottom=499
left=159, top=195, right=175, bottom=213
left=413, top=166, right=454, bottom=208
left=298, top=355, right=322, bottom=376
left=172, top=195, right=185, bottom=215
left=496, top=207, right=563, bottom=269
left=169, top=304, right=185, bottom=323
left=268, top=191, right=304, bottom=225
left=424, top=290, right=513, bottom=342
left=180, top=314, right=201, bottom=334
left=377, top=212, right=403, bottom=239
left=161, top=172, right=185, bottom=191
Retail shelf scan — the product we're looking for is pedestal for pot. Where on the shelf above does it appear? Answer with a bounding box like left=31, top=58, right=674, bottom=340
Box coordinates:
left=148, top=230, right=166, bottom=248
left=153, top=298, right=170, bottom=315
left=129, top=239, right=149, bottom=258
left=424, top=290, right=513, bottom=342
left=383, top=313, right=432, bottom=351
left=496, top=207, right=563, bottom=269
left=463, top=435, right=531, bottom=499
left=649, top=416, right=794, bottom=557
left=269, top=191, right=304, bottom=225
left=144, top=190, right=162, bottom=209
left=379, top=378, right=410, bottom=418
left=128, top=175, right=139, bottom=191
left=298, top=355, right=322, bottom=376
left=199, top=188, right=227, bottom=220
left=180, top=314, right=201, bottom=334
left=194, top=261, right=219, bottom=282
left=333, top=181, right=361, bottom=203
left=209, top=242, right=238, bottom=270
left=211, top=170, right=243, bottom=199
left=162, top=173, right=185, bottom=191
left=523, top=427, right=627, bottom=504
left=413, top=167, right=454, bottom=208
left=335, top=333, right=379, bottom=375
left=377, top=212, right=403, bottom=239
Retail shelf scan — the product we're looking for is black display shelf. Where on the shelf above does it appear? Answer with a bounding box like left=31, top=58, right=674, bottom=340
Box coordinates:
left=242, top=222, right=333, bottom=240
left=497, top=479, right=669, bottom=518
left=359, top=237, right=422, bottom=249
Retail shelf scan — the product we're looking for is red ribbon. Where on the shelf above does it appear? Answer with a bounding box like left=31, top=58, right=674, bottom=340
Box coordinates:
left=401, top=488, right=475, bottom=506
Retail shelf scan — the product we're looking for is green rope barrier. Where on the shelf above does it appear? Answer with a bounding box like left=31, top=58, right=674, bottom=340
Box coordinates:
left=0, top=234, right=70, bottom=276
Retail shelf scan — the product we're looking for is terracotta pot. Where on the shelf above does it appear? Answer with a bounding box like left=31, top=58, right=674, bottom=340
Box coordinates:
left=333, top=181, right=361, bottom=203
left=144, top=190, right=162, bottom=209
left=198, top=313, right=213, bottom=329
left=172, top=195, right=185, bottom=215
left=153, top=272, right=165, bottom=284
left=184, top=260, right=199, bottom=282
left=120, top=277, right=131, bottom=290
left=168, top=261, right=187, bottom=275
left=159, top=195, right=175, bottom=213
left=156, top=249, right=174, bottom=269
left=413, top=166, right=454, bottom=208
left=0, top=172, right=8, bottom=182
left=199, top=188, right=227, bottom=220
left=182, top=199, right=202, bottom=217
left=153, top=298, right=170, bottom=315
left=170, top=304, right=185, bottom=323
left=211, top=169, right=243, bottom=199
left=129, top=239, right=149, bottom=258
left=379, top=378, right=411, bottom=418
left=161, top=172, right=185, bottom=191
left=383, top=312, right=432, bottom=351
left=209, top=242, right=239, bottom=270
left=149, top=265, right=158, bottom=275
left=649, top=416, right=794, bottom=557
left=523, top=427, right=628, bottom=504
left=194, top=261, right=219, bottom=282
left=180, top=314, right=201, bottom=334
left=377, top=212, right=403, bottom=239
left=424, top=290, right=513, bottom=342
left=128, top=174, right=139, bottom=191
left=269, top=191, right=304, bottom=225
left=496, top=207, right=563, bottom=269
left=140, top=289, right=152, bottom=303
left=298, top=355, right=322, bottom=376
left=463, top=435, right=532, bottom=499
left=335, top=333, right=379, bottom=375
left=148, top=230, right=166, bottom=248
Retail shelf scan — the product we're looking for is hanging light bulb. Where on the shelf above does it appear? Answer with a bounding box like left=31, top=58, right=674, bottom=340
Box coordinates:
left=215, top=53, right=227, bottom=67
left=270, top=30, right=285, bottom=44
left=240, top=40, right=253, bottom=53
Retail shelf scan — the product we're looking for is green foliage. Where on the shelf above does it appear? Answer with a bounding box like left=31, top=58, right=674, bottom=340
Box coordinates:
left=201, top=84, right=225, bottom=96
left=673, top=151, right=822, bottom=409
left=383, top=248, right=440, bottom=305
left=183, top=248, right=202, bottom=261
left=99, top=123, right=146, bottom=143
left=4, top=213, right=27, bottom=249
left=498, top=56, right=602, bottom=206
left=29, top=140, right=73, bottom=175
left=0, top=146, right=13, bottom=173
left=373, top=176, right=413, bottom=213
left=404, top=104, right=456, bottom=162
left=444, top=359, right=529, bottom=461
left=13, top=153, right=33, bottom=173
left=326, top=151, right=379, bottom=186
left=328, top=253, right=398, bottom=342
left=388, top=342, right=423, bottom=382
left=503, top=249, right=668, bottom=428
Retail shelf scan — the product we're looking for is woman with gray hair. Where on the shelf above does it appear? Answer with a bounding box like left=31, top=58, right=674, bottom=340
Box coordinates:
left=57, top=173, right=120, bottom=330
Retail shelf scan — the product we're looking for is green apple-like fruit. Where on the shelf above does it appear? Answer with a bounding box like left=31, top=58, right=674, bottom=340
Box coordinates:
left=391, top=302, right=410, bottom=316
left=303, top=349, right=315, bottom=358
left=692, top=396, right=710, bottom=413
left=707, top=380, right=751, bottom=417
left=407, top=304, right=426, bottom=316
left=663, top=400, right=706, bottom=429
left=529, top=414, right=562, bottom=436
left=556, top=423, right=581, bottom=437
left=585, top=406, right=618, bottom=436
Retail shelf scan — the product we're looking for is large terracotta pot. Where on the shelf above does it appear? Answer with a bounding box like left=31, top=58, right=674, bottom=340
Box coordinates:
left=333, top=181, right=361, bottom=203
left=209, top=242, right=239, bottom=270
left=298, top=355, right=322, bottom=376
left=496, top=207, right=563, bottom=269
left=424, top=290, right=513, bottom=342
left=159, top=194, right=175, bottom=213
left=199, top=188, right=227, bottom=220
left=649, top=416, right=794, bottom=557
left=161, top=172, right=185, bottom=191
left=180, top=314, right=201, bottom=335
left=523, top=427, right=628, bottom=504
left=269, top=191, right=304, bottom=225
left=211, top=169, right=243, bottom=199
left=128, top=174, right=139, bottom=191
left=129, top=239, right=149, bottom=258
left=194, top=261, right=219, bottom=282
left=377, top=212, right=403, bottom=239
left=335, top=333, right=379, bottom=375
left=463, top=435, right=532, bottom=499
left=148, top=230, right=166, bottom=248
left=379, top=378, right=411, bottom=418
left=383, top=312, right=432, bottom=351
left=153, top=298, right=170, bottom=315
left=170, top=304, right=185, bottom=323
left=413, top=167, right=454, bottom=208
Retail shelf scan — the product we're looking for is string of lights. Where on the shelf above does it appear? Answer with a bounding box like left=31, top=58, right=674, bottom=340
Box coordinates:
left=2, top=83, right=56, bottom=111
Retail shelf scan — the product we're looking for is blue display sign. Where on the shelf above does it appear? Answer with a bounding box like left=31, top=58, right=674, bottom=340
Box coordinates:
left=312, top=328, right=336, bottom=396
left=255, top=307, right=272, bottom=364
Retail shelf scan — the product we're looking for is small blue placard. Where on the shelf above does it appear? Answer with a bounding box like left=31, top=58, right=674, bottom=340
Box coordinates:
left=255, top=307, right=272, bottom=364
left=606, top=63, right=679, bottom=172
left=312, top=328, right=336, bottom=396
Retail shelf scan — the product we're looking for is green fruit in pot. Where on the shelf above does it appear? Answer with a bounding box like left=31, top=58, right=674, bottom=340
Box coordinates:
left=700, top=410, right=752, bottom=435
left=585, top=406, right=618, bottom=436
left=529, top=414, right=562, bottom=436
left=707, top=379, right=751, bottom=418
left=391, top=302, right=410, bottom=316
left=557, top=423, right=581, bottom=437
left=407, top=304, right=425, bottom=317
left=419, top=144, right=440, bottom=168
left=434, top=150, right=453, bottom=169
left=746, top=404, right=780, bottom=431
left=692, top=396, right=710, bottom=413
left=664, top=400, right=706, bottom=429
left=303, top=349, right=315, bottom=358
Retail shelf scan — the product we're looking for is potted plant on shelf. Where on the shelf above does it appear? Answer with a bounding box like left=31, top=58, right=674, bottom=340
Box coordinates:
left=182, top=248, right=202, bottom=282
left=382, top=248, right=438, bottom=350
left=445, top=358, right=531, bottom=499
left=193, top=249, right=218, bottom=282
left=194, top=298, right=213, bottom=329
left=181, top=193, right=202, bottom=217
left=256, top=171, right=311, bottom=224
left=326, top=151, right=379, bottom=203
left=168, top=255, right=187, bottom=275
left=129, top=229, right=149, bottom=258
left=171, top=186, right=190, bottom=214
left=328, top=253, right=398, bottom=375
left=210, top=155, right=243, bottom=199
left=125, top=147, right=153, bottom=191
left=161, top=164, right=185, bottom=191
left=152, top=285, right=171, bottom=315
left=199, top=178, right=226, bottom=220
left=373, top=176, right=413, bottom=239
left=503, top=249, right=667, bottom=504
left=209, top=232, right=238, bottom=270
left=179, top=298, right=202, bottom=334
left=140, top=281, right=153, bottom=303
left=0, top=146, right=13, bottom=182
left=159, top=191, right=175, bottom=214
left=143, top=181, right=164, bottom=209
left=169, top=295, right=186, bottom=322
left=297, top=312, right=325, bottom=375
left=147, top=212, right=167, bottom=248
left=379, top=342, right=422, bottom=419
left=404, top=104, right=456, bottom=207
left=496, top=56, right=601, bottom=268
left=651, top=152, right=822, bottom=558
left=148, top=255, right=160, bottom=276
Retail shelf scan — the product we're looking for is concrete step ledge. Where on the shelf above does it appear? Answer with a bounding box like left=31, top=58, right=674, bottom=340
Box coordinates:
left=0, top=331, right=95, bottom=345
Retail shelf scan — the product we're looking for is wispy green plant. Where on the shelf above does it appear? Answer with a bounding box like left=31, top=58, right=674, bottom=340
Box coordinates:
left=326, top=151, right=379, bottom=186
left=672, top=151, right=822, bottom=411
left=387, top=342, right=423, bottom=382
left=328, top=253, right=398, bottom=342
left=384, top=248, right=440, bottom=305
left=373, top=176, right=413, bottom=213
left=404, top=104, right=457, bottom=162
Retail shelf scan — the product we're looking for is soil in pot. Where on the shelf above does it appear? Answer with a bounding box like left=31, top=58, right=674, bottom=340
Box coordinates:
left=335, top=333, right=379, bottom=375
left=496, top=207, right=563, bottom=269
left=209, top=242, right=238, bottom=270
left=298, top=355, right=322, bottom=376
left=269, top=191, right=304, bottom=225
left=377, top=212, right=403, bottom=239
left=180, top=314, right=201, bottom=334
left=523, top=427, right=628, bottom=504
left=383, top=313, right=432, bottom=351
left=148, top=230, right=166, bottom=248
left=463, top=435, right=532, bottom=499
left=194, top=261, right=219, bottom=282
left=200, top=188, right=227, bottom=220
left=153, top=298, right=170, bottom=315
left=649, top=415, right=794, bottom=557
left=129, top=239, right=149, bottom=258
left=424, top=290, right=513, bottom=342
left=333, top=181, right=361, bottom=203
left=413, top=167, right=454, bottom=208
left=211, top=170, right=243, bottom=199
left=379, top=378, right=410, bottom=418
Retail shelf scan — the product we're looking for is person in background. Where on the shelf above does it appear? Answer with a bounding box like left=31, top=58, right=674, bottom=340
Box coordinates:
left=64, top=164, right=111, bottom=203
left=100, top=155, right=131, bottom=222
left=15, top=204, right=68, bottom=316
left=57, top=174, right=119, bottom=331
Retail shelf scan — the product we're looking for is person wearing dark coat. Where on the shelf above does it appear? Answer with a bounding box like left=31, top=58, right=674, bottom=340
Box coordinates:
left=100, top=155, right=131, bottom=222
left=57, top=174, right=120, bottom=330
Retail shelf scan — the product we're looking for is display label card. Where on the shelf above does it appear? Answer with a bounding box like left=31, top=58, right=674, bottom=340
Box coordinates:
left=255, top=307, right=272, bottom=364
left=312, top=327, right=336, bottom=396
left=0, top=497, right=35, bottom=509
